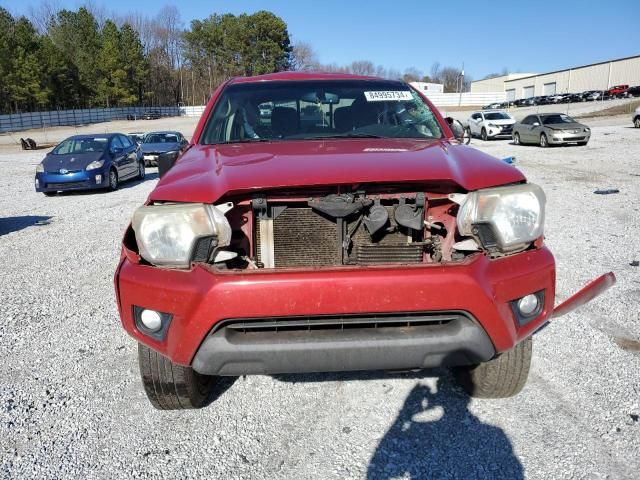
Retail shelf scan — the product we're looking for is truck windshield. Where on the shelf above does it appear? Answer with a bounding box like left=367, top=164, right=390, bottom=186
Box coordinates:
left=200, top=80, right=443, bottom=144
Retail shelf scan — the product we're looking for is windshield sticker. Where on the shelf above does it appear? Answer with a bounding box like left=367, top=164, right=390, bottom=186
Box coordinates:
left=364, top=91, right=413, bottom=102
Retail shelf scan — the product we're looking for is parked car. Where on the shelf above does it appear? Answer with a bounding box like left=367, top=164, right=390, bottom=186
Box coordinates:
left=142, top=110, right=161, bottom=120
left=114, top=72, right=614, bottom=410
left=513, top=98, right=529, bottom=107
left=467, top=110, right=516, bottom=140
left=633, top=106, right=640, bottom=128
left=625, top=86, right=640, bottom=98
left=482, top=102, right=503, bottom=110
left=512, top=113, right=591, bottom=147
left=581, top=90, right=599, bottom=101
left=129, top=132, right=145, bottom=144
left=35, top=133, right=144, bottom=195
left=607, top=84, right=629, bottom=97
left=139, top=131, right=189, bottom=166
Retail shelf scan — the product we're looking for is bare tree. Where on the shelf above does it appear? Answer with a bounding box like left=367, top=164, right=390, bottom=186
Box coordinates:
left=402, top=67, right=422, bottom=83
left=430, top=62, right=441, bottom=81
left=28, top=0, right=62, bottom=34
left=350, top=60, right=375, bottom=76
left=290, top=42, right=318, bottom=71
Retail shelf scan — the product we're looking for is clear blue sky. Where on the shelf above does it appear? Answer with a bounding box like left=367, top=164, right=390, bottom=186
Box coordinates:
left=3, top=0, right=639, bottom=80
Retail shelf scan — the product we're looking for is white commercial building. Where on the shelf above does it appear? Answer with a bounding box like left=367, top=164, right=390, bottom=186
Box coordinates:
left=409, top=82, right=444, bottom=94
left=471, top=55, right=640, bottom=100
left=470, top=73, right=537, bottom=93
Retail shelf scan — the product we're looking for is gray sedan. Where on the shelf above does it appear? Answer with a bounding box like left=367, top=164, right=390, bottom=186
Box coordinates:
left=512, top=113, right=591, bottom=147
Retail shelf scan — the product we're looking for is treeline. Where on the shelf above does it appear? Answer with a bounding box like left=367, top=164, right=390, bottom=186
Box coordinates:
left=0, top=4, right=469, bottom=114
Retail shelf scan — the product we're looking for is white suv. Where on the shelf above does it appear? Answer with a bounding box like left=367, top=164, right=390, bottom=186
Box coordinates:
left=468, top=110, right=516, bottom=140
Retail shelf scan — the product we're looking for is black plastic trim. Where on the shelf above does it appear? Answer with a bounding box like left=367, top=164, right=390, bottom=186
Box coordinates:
left=133, top=305, right=173, bottom=341
left=510, top=290, right=545, bottom=327
left=191, top=312, right=495, bottom=376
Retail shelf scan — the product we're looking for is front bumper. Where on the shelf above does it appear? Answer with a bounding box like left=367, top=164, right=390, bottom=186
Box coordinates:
left=115, top=247, right=557, bottom=372
left=548, top=131, right=591, bottom=144
left=486, top=125, right=514, bottom=138
left=35, top=169, right=107, bottom=192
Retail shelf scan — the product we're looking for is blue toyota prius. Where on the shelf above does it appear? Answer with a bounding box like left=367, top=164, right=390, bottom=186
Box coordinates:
left=35, top=133, right=145, bottom=196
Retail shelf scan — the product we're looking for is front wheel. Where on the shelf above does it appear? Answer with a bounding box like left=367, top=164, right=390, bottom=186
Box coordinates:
left=634, top=117, right=640, bottom=128
left=138, top=343, right=216, bottom=410
left=462, top=127, right=471, bottom=145
left=539, top=133, right=549, bottom=147
left=481, top=127, right=488, bottom=141
left=108, top=169, right=119, bottom=191
left=137, top=161, right=146, bottom=180
left=513, top=132, right=521, bottom=145
left=452, top=336, right=532, bottom=398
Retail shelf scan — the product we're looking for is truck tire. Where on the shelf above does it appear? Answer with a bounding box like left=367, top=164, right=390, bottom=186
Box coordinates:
left=452, top=337, right=532, bottom=398
left=138, top=343, right=215, bottom=409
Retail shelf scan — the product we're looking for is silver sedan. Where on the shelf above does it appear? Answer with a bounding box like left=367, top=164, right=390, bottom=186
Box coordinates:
left=512, top=113, right=591, bottom=147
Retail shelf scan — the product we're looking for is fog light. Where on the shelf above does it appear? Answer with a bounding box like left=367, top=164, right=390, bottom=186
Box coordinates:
left=95, top=174, right=102, bottom=184
left=518, top=294, right=539, bottom=316
left=140, top=309, right=162, bottom=332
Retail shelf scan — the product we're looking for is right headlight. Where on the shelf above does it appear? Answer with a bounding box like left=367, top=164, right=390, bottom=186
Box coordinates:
left=132, top=202, right=233, bottom=268
left=86, top=160, right=105, bottom=170
left=36, top=163, right=44, bottom=173
left=455, top=184, right=546, bottom=253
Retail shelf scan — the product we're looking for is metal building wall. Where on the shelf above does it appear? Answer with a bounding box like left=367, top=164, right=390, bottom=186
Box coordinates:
left=503, top=56, right=640, bottom=98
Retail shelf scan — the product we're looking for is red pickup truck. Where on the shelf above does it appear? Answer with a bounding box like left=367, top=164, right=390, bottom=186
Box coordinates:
left=607, top=84, right=629, bottom=97
left=114, top=72, right=614, bottom=410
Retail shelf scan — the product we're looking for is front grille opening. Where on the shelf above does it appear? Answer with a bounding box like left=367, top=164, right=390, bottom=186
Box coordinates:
left=216, top=312, right=460, bottom=335
left=255, top=203, right=425, bottom=268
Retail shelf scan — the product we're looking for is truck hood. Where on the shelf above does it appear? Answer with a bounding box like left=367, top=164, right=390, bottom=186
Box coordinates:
left=149, top=138, right=525, bottom=203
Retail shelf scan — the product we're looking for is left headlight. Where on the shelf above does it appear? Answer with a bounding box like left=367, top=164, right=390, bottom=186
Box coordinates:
left=455, top=184, right=545, bottom=253
left=86, top=160, right=105, bottom=170
left=132, top=202, right=233, bottom=268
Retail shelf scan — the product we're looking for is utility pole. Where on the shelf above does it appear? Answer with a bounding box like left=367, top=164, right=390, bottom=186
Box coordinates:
left=458, top=62, right=465, bottom=107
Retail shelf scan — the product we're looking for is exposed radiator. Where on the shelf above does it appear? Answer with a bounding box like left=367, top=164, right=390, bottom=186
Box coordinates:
left=256, top=206, right=423, bottom=268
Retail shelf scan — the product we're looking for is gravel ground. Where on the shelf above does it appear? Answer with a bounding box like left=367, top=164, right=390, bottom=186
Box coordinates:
left=1, top=117, right=639, bottom=479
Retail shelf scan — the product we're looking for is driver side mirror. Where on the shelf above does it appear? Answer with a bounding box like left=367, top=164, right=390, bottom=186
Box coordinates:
left=532, top=122, right=540, bottom=127
left=444, top=117, right=466, bottom=141
left=110, top=146, right=123, bottom=155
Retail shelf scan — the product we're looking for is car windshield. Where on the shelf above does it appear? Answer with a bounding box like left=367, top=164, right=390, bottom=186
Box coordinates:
left=144, top=133, right=178, bottom=143
left=542, top=114, right=575, bottom=125
left=200, top=80, right=443, bottom=144
left=484, top=112, right=512, bottom=120
left=51, top=137, right=108, bottom=154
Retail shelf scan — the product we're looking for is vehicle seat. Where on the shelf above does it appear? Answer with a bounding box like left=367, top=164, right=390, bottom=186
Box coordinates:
left=271, top=107, right=298, bottom=137
left=351, top=101, right=379, bottom=128
left=334, top=107, right=353, bottom=132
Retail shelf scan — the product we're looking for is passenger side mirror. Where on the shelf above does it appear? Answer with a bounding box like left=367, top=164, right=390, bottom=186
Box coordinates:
left=158, top=150, right=180, bottom=179
left=444, top=117, right=466, bottom=142
left=110, top=146, right=123, bottom=155
left=532, top=122, right=540, bottom=127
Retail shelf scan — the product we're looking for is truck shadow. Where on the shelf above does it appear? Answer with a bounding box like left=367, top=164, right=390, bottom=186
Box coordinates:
left=0, top=215, right=52, bottom=236
left=274, top=369, right=523, bottom=479
left=367, top=378, right=523, bottom=480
